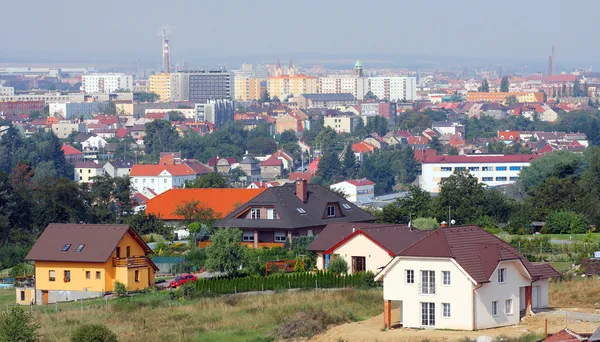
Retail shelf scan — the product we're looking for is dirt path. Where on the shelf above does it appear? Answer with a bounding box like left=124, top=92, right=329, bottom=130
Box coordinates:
left=312, top=308, right=600, bottom=342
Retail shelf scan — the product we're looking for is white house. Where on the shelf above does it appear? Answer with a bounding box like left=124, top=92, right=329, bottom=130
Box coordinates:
left=420, top=154, right=542, bottom=193
left=330, top=179, right=375, bottom=204
left=374, top=225, right=559, bottom=331
left=81, top=135, right=107, bottom=150
left=308, top=223, right=425, bottom=274
left=129, top=156, right=213, bottom=195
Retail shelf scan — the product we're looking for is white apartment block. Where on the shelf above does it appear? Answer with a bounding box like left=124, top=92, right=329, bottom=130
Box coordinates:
left=0, top=86, right=15, bottom=96
left=49, top=102, right=107, bottom=119
left=81, top=73, right=133, bottom=93
left=318, top=76, right=369, bottom=100
left=420, top=154, right=541, bottom=193
left=368, top=76, right=417, bottom=101
left=330, top=179, right=375, bottom=204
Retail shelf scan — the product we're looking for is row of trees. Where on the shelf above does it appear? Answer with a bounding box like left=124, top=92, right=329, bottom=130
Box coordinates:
left=372, top=147, right=600, bottom=234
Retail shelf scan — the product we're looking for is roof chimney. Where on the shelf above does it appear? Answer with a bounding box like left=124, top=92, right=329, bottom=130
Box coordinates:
left=296, top=179, right=308, bottom=203
left=440, top=221, right=448, bottom=229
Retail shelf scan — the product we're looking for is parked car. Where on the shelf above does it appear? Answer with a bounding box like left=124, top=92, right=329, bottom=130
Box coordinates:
left=168, top=273, right=197, bottom=288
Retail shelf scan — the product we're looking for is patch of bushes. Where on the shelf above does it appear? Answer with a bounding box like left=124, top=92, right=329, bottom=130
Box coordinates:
left=328, top=257, right=348, bottom=275
left=271, top=308, right=348, bottom=339
left=70, top=324, right=117, bottom=342
left=0, top=307, right=40, bottom=342
left=113, top=281, right=127, bottom=297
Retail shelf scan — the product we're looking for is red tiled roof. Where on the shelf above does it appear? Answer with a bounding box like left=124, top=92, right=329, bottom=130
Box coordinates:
left=288, top=172, right=312, bottom=182
left=421, top=154, right=542, bottom=164
left=498, top=131, right=521, bottom=141
left=61, top=144, right=82, bottom=156
left=145, top=188, right=265, bottom=220
left=145, top=113, right=168, bottom=119
left=208, top=157, right=237, bottom=167
left=116, top=128, right=128, bottom=138
left=352, top=141, right=376, bottom=153
left=543, top=328, right=590, bottom=342
left=345, top=179, right=375, bottom=186
left=74, top=161, right=103, bottom=168
left=397, top=226, right=560, bottom=283
left=95, top=115, right=119, bottom=125
left=260, top=155, right=283, bottom=166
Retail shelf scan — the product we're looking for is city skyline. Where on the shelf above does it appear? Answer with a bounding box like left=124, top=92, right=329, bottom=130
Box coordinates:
left=2, top=0, right=599, bottom=69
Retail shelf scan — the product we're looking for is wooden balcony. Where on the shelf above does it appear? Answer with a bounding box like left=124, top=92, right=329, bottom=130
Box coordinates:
left=113, top=256, right=149, bottom=268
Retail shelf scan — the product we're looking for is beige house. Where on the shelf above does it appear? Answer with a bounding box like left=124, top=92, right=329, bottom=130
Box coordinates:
left=308, top=223, right=425, bottom=274
left=324, top=115, right=358, bottom=134
left=276, top=113, right=301, bottom=134
left=52, top=121, right=86, bottom=139
left=75, top=161, right=105, bottom=183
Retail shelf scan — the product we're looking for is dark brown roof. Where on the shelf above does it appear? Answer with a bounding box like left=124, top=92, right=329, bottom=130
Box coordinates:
left=215, top=184, right=375, bottom=230
left=308, top=223, right=426, bottom=255
left=397, top=226, right=559, bottom=283
left=25, top=224, right=152, bottom=263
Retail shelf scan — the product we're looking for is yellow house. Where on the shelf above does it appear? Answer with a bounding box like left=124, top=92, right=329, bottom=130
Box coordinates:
left=20, top=223, right=157, bottom=305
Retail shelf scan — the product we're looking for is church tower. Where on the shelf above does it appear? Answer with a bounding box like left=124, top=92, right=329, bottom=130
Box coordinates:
left=354, top=59, right=363, bottom=77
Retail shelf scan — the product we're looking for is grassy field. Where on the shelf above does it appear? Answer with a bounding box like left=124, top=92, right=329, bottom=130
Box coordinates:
left=549, top=277, right=600, bottom=308
left=501, top=233, right=600, bottom=243
left=0, top=288, right=382, bottom=342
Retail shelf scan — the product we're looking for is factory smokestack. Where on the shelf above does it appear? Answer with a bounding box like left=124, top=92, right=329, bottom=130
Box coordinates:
left=162, top=29, right=170, bottom=73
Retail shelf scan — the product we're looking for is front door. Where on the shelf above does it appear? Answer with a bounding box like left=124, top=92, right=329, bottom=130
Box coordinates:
left=42, top=290, right=48, bottom=305
left=421, top=302, right=435, bottom=327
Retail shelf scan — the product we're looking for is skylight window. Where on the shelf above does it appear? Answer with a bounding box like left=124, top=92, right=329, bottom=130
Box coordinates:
left=296, top=208, right=306, bottom=214
left=61, top=244, right=71, bottom=251
left=75, top=244, right=85, bottom=252
left=342, top=203, right=352, bottom=210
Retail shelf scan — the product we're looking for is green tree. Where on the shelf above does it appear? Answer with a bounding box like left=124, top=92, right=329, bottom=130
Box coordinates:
left=246, top=137, right=277, bottom=155
left=365, top=116, right=388, bottom=136
left=259, top=91, right=271, bottom=103
left=277, top=130, right=297, bottom=145
left=448, top=146, right=459, bottom=155
left=433, top=170, right=485, bottom=225
left=184, top=173, right=227, bottom=188
left=478, top=79, right=490, bottom=92
left=136, top=92, right=159, bottom=103
left=70, top=324, right=117, bottom=342
left=113, top=281, right=127, bottom=296
left=173, top=200, right=220, bottom=227
left=328, top=257, right=348, bottom=275
left=505, top=95, right=518, bottom=105
left=545, top=211, right=588, bottom=234
left=342, top=143, right=357, bottom=179
left=205, top=227, right=248, bottom=277
left=375, top=186, right=432, bottom=224
left=126, top=212, right=168, bottom=236
left=144, top=120, right=179, bottom=160
left=428, top=136, right=443, bottom=154
left=518, top=151, right=585, bottom=192
left=0, top=307, right=40, bottom=342
left=573, top=78, right=581, bottom=97
left=167, top=110, right=186, bottom=122
left=316, top=150, right=342, bottom=184
left=364, top=91, right=378, bottom=100
left=411, top=217, right=439, bottom=230
left=500, top=76, right=509, bottom=92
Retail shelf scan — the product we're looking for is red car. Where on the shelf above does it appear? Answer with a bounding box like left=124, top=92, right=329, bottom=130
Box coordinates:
left=169, top=273, right=197, bottom=288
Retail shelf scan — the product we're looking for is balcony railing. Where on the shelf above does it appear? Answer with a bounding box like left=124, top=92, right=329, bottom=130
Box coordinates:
left=418, top=282, right=436, bottom=295
left=113, top=256, right=149, bottom=268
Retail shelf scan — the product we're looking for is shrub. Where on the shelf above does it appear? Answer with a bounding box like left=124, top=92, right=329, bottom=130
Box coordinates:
left=0, top=307, right=40, bottom=342
left=354, top=271, right=378, bottom=288
left=294, top=258, right=305, bottom=272
left=328, top=257, right=348, bottom=275
left=545, top=211, right=588, bottom=234
left=70, top=324, right=117, bottom=342
left=113, top=281, right=127, bottom=297
left=185, top=247, right=206, bottom=269
left=412, top=217, right=439, bottom=230
left=9, top=263, right=33, bottom=278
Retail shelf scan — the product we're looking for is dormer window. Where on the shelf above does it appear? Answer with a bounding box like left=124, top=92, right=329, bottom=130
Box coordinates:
left=250, top=208, right=261, bottom=220
left=61, top=244, right=71, bottom=251
left=327, top=205, right=336, bottom=217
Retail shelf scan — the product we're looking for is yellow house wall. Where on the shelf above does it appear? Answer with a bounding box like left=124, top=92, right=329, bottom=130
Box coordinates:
left=34, top=261, right=109, bottom=293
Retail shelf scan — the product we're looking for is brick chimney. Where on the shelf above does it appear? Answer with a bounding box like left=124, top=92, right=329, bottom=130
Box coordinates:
left=440, top=221, right=448, bottom=228
left=296, top=179, right=308, bottom=203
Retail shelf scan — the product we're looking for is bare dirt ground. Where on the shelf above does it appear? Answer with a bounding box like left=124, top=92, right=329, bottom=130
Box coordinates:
left=312, top=308, right=600, bottom=342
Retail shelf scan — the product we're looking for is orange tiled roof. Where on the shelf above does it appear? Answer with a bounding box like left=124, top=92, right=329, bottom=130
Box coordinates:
left=145, top=188, right=265, bottom=220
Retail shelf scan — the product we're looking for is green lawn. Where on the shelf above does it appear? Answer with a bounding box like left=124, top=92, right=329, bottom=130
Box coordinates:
left=500, top=233, right=600, bottom=243
left=1, top=287, right=383, bottom=342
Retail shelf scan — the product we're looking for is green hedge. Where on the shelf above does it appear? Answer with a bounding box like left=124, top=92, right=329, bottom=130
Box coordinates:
left=194, top=271, right=375, bottom=295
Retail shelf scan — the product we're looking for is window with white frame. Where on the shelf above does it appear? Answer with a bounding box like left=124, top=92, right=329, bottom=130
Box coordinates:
left=242, top=231, right=254, bottom=242
left=442, top=271, right=451, bottom=285
left=421, top=270, right=435, bottom=294
left=442, top=303, right=451, bottom=318
left=274, top=231, right=286, bottom=242
left=498, top=268, right=506, bottom=283
left=492, top=300, right=499, bottom=316
left=505, top=299, right=513, bottom=315
left=267, top=208, right=275, bottom=220
left=406, top=269, right=414, bottom=284
left=327, top=205, right=335, bottom=217
left=250, top=208, right=261, bottom=220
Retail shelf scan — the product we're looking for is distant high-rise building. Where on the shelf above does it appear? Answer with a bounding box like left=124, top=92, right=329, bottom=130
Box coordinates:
left=234, top=76, right=262, bottom=101
left=162, top=30, right=170, bottom=73
left=267, top=58, right=316, bottom=99
left=81, top=73, right=133, bottom=94
left=368, top=76, right=417, bottom=101
left=167, top=70, right=233, bottom=103
left=548, top=46, right=555, bottom=76
left=149, top=73, right=171, bottom=101
left=196, top=99, right=234, bottom=126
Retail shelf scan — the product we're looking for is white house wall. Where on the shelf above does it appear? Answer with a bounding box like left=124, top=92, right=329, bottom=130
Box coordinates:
left=382, top=257, right=475, bottom=330
left=474, top=260, right=531, bottom=330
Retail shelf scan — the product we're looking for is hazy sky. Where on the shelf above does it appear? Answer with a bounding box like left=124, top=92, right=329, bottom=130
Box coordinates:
left=3, top=0, right=598, bottom=67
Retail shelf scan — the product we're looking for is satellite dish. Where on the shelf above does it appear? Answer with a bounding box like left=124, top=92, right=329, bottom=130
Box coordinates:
left=450, top=219, right=456, bottom=225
